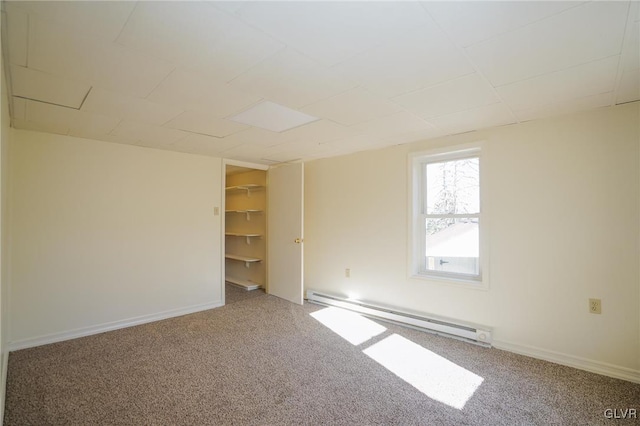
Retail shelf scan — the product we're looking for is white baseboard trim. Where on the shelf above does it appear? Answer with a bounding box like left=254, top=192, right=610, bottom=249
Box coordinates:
left=8, top=300, right=224, bottom=352
left=493, top=339, right=640, bottom=384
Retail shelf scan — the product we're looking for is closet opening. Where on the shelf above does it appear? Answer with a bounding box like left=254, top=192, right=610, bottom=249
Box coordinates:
left=223, top=163, right=268, bottom=304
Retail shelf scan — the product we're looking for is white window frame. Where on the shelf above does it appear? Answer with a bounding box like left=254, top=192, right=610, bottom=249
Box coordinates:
left=408, top=142, right=489, bottom=290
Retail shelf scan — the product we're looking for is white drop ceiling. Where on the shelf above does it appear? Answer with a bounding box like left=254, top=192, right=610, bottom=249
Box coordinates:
left=1, top=1, right=638, bottom=165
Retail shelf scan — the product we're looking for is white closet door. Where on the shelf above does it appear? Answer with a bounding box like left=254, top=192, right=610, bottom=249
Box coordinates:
left=267, top=163, right=304, bottom=305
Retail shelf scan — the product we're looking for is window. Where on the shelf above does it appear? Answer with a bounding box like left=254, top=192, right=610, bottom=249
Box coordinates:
left=410, top=145, right=485, bottom=285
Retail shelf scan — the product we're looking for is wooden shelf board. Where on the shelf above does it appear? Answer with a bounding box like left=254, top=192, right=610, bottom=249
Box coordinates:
left=226, top=276, right=262, bottom=291
left=225, top=233, right=262, bottom=237
left=225, top=254, right=262, bottom=263
left=225, top=184, right=264, bottom=192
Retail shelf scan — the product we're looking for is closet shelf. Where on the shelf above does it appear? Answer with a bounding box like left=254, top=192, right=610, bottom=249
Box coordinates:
left=225, top=184, right=264, bottom=197
left=226, top=209, right=263, bottom=221
left=225, top=232, right=262, bottom=244
left=226, top=276, right=262, bottom=291
left=225, top=253, right=262, bottom=268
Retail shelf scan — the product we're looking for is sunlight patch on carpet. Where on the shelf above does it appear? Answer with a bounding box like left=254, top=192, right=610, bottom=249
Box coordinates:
left=310, top=307, right=387, bottom=345
left=363, top=334, right=483, bottom=409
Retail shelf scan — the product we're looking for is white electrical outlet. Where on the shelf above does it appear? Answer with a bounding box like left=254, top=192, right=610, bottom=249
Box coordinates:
left=589, top=298, right=601, bottom=314
left=214, top=206, right=219, bottom=215
left=345, top=268, right=350, bottom=278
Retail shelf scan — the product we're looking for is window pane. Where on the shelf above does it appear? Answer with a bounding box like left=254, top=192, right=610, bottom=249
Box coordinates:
left=426, top=158, right=479, bottom=214
left=425, top=217, right=479, bottom=276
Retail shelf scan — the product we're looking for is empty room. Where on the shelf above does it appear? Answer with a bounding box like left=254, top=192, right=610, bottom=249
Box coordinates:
left=0, top=0, right=638, bottom=424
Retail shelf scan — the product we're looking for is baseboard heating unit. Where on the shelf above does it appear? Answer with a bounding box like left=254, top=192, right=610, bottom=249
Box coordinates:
left=306, top=291, right=492, bottom=347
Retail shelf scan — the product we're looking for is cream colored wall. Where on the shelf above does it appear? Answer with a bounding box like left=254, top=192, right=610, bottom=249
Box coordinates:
left=8, top=130, right=223, bottom=346
left=1, top=13, right=11, bottom=420
left=305, top=103, right=640, bottom=377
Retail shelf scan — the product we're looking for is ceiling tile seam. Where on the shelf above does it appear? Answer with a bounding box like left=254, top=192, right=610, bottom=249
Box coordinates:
left=457, top=1, right=589, bottom=49
left=106, top=118, right=124, bottom=137
left=220, top=97, right=265, bottom=121
left=516, top=90, right=615, bottom=115
left=140, top=63, right=178, bottom=100
left=388, top=71, right=477, bottom=101
left=112, top=1, right=139, bottom=45
left=612, top=2, right=636, bottom=106
left=492, top=53, right=623, bottom=90
left=78, top=87, right=93, bottom=110
left=418, top=3, right=518, bottom=125
left=1, top=10, right=16, bottom=125
left=13, top=95, right=82, bottom=111
left=293, top=83, right=360, bottom=111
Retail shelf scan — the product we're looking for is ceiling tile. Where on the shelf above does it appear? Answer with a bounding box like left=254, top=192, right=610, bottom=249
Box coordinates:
left=615, top=7, right=640, bottom=104
left=235, top=2, right=433, bottom=66
left=282, top=119, right=359, bottom=144
left=332, top=26, right=473, bottom=98
left=29, top=16, right=175, bottom=98
left=429, top=103, right=516, bottom=135
left=12, top=0, right=135, bottom=41
left=424, top=1, right=583, bottom=47
left=13, top=118, right=69, bottom=136
left=169, top=133, right=241, bottom=157
left=4, top=4, right=29, bottom=66
left=228, top=101, right=319, bottom=132
left=164, top=111, right=248, bottom=138
left=81, top=88, right=183, bottom=126
left=497, top=56, right=619, bottom=111
left=12, top=97, right=27, bottom=121
left=515, top=92, right=614, bottom=122
left=381, top=127, right=450, bottom=146
left=228, top=49, right=356, bottom=109
left=21, top=99, right=120, bottom=139
left=111, top=121, right=189, bottom=146
left=301, top=88, right=402, bottom=126
left=393, top=73, right=500, bottom=118
left=116, top=2, right=230, bottom=64
left=11, top=65, right=91, bottom=108
left=351, top=112, right=436, bottom=139
left=222, top=127, right=289, bottom=148
left=219, top=143, right=273, bottom=163
left=147, top=69, right=261, bottom=117
left=466, top=1, right=628, bottom=86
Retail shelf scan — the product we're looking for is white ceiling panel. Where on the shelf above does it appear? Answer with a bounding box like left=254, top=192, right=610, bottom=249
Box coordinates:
left=302, top=88, right=402, bottom=126
left=282, top=119, right=359, bottom=145
left=497, top=56, right=619, bottom=112
left=169, top=133, right=241, bottom=157
left=12, top=0, right=135, bottom=42
left=148, top=69, right=261, bottom=118
left=466, top=1, right=629, bottom=86
left=351, top=112, right=435, bottom=139
left=164, top=111, right=248, bottom=138
left=234, top=1, right=433, bottom=66
left=82, top=88, right=183, bottom=126
left=111, top=121, right=189, bottom=146
left=380, top=127, right=450, bottom=146
left=219, top=143, right=273, bottom=163
left=4, top=4, right=29, bottom=66
left=332, top=26, right=473, bottom=98
left=221, top=127, right=289, bottom=148
left=21, top=98, right=120, bottom=139
left=11, top=65, right=90, bottom=108
left=116, top=2, right=232, bottom=65
left=228, top=49, right=356, bottom=109
left=424, top=1, right=583, bottom=47
left=29, top=17, right=175, bottom=98
left=394, top=73, right=500, bottom=118
left=515, top=92, right=614, bottom=122
left=13, top=118, right=69, bottom=136
left=228, top=101, right=319, bottom=132
left=429, top=103, right=516, bottom=135
left=615, top=8, right=640, bottom=104
left=11, top=97, right=27, bottom=121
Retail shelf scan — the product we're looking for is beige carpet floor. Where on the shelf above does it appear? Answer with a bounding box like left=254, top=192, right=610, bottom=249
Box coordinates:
left=4, top=293, right=639, bottom=425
